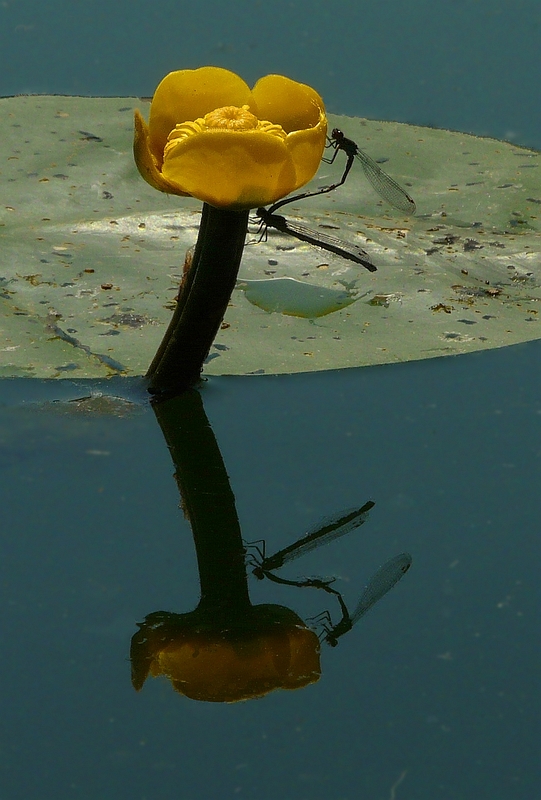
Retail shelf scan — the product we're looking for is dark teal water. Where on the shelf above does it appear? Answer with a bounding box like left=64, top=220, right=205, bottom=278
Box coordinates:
left=0, top=341, right=539, bottom=799
left=0, top=2, right=539, bottom=798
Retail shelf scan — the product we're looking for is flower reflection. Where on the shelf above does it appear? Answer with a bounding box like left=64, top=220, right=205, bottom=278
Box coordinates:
left=131, top=605, right=321, bottom=703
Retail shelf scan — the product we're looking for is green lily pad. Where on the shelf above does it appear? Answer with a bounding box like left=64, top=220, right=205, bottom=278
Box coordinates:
left=1, top=95, right=539, bottom=378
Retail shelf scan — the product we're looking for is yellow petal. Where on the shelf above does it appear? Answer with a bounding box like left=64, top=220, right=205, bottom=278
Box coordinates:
left=161, top=129, right=299, bottom=209
left=251, top=74, right=326, bottom=134
left=148, top=67, right=254, bottom=167
left=285, top=121, right=328, bottom=188
left=133, top=109, right=187, bottom=195
left=252, top=74, right=327, bottom=189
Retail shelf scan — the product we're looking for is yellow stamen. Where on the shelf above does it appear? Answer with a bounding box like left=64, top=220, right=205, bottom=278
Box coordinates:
left=204, top=105, right=258, bottom=130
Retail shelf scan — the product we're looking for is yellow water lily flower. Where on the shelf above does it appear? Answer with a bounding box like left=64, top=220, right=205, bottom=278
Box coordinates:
left=134, top=66, right=327, bottom=210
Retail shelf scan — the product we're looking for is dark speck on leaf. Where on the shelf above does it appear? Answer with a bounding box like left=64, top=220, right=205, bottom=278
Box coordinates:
left=433, top=235, right=460, bottom=245
left=463, top=239, right=483, bottom=251
left=78, top=130, right=103, bottom=142
left=101, top=312, right=151, bottom=328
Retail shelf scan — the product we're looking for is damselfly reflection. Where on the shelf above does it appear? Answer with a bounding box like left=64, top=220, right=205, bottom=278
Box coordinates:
left=269, top=128, right=416, bottom=216
left=254, top=207, right=377, bottom=272
left=246, top=501, right=412, bottom=646
left=246, top=500, right=375, bottom=580
left=318, top=553, right=412, bottom=646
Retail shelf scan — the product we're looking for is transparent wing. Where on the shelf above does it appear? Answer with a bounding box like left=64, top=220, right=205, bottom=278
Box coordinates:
left=355, top=150, right=416, bottom=215
left=350, top=552, right=412, bottom=623
left=256, top=208, right=377, bottom=271
left=274, top=217, right=377, bottom=272
left=261, top=500, right=375, bottom=571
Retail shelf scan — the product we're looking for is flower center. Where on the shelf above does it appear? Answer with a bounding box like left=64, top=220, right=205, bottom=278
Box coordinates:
left=204, top=105, right=258, bottom=131
left=163, top=105, right=288, bottom=158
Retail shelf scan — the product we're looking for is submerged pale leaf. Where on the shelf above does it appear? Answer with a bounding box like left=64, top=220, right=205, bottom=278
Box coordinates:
left=237, top=277, right=359, bottom=318
left=1, top=96, right=539, bottom=378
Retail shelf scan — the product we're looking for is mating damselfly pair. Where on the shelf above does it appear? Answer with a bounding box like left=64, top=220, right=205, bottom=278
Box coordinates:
left=254, top=128, right=416, bottom=273
left=245, top=500, right=412, bottom=646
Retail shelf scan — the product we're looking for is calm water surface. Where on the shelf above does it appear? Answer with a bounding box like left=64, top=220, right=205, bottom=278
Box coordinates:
left=0, top=340, right=539, bottom=799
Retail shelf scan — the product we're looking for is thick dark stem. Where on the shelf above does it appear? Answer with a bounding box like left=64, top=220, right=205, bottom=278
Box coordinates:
left=147, top=203, right=249, bottom=397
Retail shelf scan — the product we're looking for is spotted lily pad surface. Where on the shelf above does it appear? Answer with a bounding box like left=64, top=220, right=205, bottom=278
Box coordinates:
left=1, top=96, right=539, bottom=378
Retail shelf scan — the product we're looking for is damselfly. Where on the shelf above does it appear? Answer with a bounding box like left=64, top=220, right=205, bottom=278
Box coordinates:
left=320, top=552, right=412, bottom=646
left=270, top=128, right=416, bottom=216
left=255, top=206, right=377, bottom=272
left=248, top=500, right=375, bottom=579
